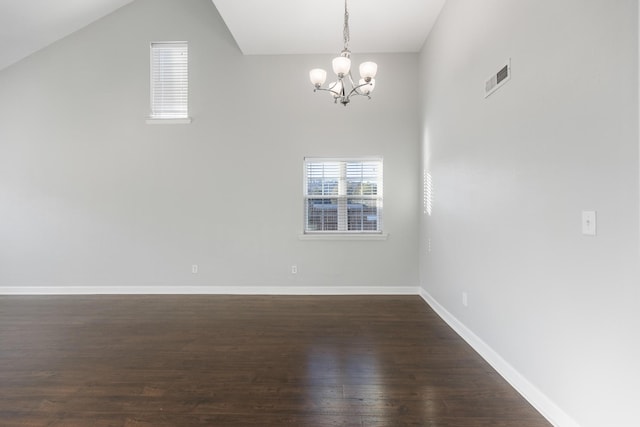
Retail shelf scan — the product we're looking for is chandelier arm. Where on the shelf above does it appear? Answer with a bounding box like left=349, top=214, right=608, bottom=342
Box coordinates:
left=347, top=72, right=356, bottom=88
left=313, top=87, right=343, bottom=97
left=345, top=81, right=373, bottom=101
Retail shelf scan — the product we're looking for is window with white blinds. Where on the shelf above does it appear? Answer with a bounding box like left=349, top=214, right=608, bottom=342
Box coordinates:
left=304, top=158, right=383, bottom=233
left=149, top=42, right=189, bottom=120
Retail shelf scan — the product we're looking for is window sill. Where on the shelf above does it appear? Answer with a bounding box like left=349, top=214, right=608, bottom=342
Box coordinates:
left=298, top=233, right=389, bottom=241
left=146, top=117, right=192, bottom=125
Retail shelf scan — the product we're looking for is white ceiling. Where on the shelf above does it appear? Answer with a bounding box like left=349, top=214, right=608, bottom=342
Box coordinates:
left=0, top=0, right=136, bottom=71
left=212, top=0, right=446, bottom=55
left=0, top=0, right=446, bottom=71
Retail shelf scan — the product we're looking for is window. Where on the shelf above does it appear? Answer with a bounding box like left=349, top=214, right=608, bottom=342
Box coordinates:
left=148, top=42, right=190, bottom=123
left=304, top=158, right=383, bottom=234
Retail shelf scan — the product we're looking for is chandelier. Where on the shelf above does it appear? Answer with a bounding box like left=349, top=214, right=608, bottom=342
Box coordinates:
left=309, top=0, right=378, bottom=106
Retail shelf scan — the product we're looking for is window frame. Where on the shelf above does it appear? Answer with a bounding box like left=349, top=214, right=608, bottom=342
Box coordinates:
left=146, top=41, right=191, bottom=124
left=302, top=157, right=385, bottom=238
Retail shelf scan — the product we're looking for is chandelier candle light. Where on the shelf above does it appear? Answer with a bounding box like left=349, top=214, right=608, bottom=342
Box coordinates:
left=309, top=0, right=378, bottom=106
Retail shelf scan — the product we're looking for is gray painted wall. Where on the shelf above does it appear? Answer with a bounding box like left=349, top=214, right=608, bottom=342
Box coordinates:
left=419, top=1, right=640, bottom=426
left=0, top=0, right=420, bottom=289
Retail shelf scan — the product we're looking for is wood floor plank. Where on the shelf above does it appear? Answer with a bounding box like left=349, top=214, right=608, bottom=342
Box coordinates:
left=0, top=295, right=551, bottom=426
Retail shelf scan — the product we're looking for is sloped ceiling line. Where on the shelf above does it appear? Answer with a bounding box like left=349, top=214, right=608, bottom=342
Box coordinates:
left=0, top=0, right=446, bottom=71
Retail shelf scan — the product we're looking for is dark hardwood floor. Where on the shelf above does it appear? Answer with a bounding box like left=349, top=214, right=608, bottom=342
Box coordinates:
left=0, top=295, right=551, bottom=426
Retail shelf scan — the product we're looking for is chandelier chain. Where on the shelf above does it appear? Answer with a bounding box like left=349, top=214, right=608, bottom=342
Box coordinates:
left=343, top=0, right=350, bottom=51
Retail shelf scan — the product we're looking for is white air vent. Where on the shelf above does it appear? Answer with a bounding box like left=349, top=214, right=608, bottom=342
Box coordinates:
left=485, top=59, right=511, bottom=98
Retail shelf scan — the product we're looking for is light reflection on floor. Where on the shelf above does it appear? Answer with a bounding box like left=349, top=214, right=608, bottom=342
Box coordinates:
left=305, top=337, right=386, bottom=422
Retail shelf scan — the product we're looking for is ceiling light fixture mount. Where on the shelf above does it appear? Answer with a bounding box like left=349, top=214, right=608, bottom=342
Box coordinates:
left=309, top=0, right=377, bottom=106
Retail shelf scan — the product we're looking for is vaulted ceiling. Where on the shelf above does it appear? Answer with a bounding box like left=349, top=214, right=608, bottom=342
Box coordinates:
left=0, top=0, right=136, bottom=71
left=211, top=0, right=446, bottom=55
left=0, top=0, right=446, bottom=71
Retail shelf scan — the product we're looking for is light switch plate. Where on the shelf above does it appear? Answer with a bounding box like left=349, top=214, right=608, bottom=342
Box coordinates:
left=582, top=211, right=596, bottom=236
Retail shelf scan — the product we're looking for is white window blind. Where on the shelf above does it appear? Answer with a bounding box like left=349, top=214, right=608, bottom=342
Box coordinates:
left=150, top=42, right=188, bottom=120
left=304, top=158, right=383, bottom=233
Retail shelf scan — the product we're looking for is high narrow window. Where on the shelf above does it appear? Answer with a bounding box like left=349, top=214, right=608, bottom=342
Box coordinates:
left=304, top=158, right=383, bottom=233
left=149, top=42, right=190, bottom=122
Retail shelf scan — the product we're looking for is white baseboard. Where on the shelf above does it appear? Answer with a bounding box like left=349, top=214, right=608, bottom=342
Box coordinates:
left=419, top=287, right=580, bottom=427
left=0, top=285, right=419, bottom=296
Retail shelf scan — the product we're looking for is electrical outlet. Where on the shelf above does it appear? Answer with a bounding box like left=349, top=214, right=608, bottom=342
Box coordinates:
left=462, top=292, right=468, bottom=307
left=192, top=264, right=198, bottom=274
left=291, top=265, right=297, bottom=274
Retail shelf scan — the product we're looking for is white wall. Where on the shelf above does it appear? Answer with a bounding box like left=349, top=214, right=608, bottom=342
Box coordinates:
left=0, top=0, right=420, bottom=291
left=419, top=1, right=640, bottom=426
